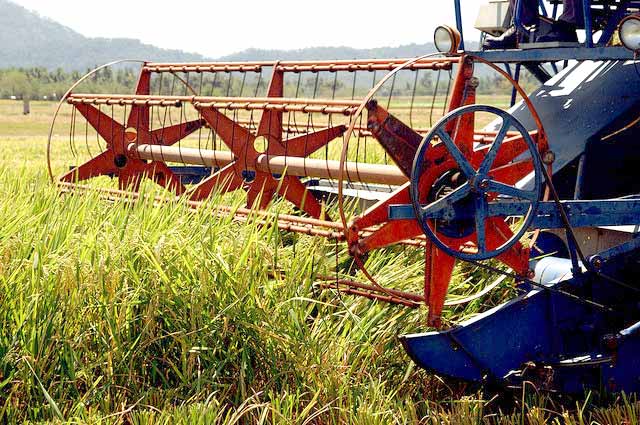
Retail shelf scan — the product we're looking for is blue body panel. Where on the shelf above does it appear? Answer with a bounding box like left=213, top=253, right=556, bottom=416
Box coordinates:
left=389, top=199, right=640, bottom=229
left=506, top=60, right=640, bottom=182
left=401, top=288, right=556, bottom=382
left=400, top=54, right=640, bottom=392
left=402, top=240, right=640, bottom=393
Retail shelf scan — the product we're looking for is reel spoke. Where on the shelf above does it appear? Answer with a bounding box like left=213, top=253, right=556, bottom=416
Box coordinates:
left=435, top=129, right=475, bottom=178
left=479, top=117, right=511, bottom=175
left=275, top=125, right=346, bottom=157
left=357, top=220, right=422, bottom=253
left=474, top=195, right=488, bottom=254
left=61, top=151, right=116, bottom=183
left=421, top=182, right=471, bottom=219
left=424, top=243, right=456, bottom=328
left=126, top=71, right=151, bottom=129
left=150, top=119, right=206, bottom=146
left=196, top=106, right=254, bottom=152
left=277, top=176, right=326, bottom=219
left=486, top=180, right=538, bottom=201
left=74, top=104, right=125, bottom=149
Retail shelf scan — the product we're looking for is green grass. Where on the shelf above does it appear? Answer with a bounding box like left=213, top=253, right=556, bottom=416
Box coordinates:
left=1, top=99, right=639, bottom=424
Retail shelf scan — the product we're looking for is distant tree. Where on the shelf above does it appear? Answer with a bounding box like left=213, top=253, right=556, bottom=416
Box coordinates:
left=1, top=69, right=32, bottom=99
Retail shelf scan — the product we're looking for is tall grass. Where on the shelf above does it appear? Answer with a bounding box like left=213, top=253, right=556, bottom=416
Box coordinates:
left=0, top=160, right=436, bottom=423
left=1, top=101, right=639, bottom=423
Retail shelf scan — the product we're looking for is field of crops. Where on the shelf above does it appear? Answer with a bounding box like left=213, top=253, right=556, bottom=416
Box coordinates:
left=1, top=99, right=639, bottom=424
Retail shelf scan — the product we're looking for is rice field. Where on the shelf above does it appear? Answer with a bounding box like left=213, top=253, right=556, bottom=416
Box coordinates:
left=1, top=99, right=639, bottom=424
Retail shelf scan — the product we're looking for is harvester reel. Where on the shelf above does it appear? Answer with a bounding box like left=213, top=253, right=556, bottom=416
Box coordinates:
left=50, top=54, right=548, bottom=330
left=411, top=105, right=544, bottom=261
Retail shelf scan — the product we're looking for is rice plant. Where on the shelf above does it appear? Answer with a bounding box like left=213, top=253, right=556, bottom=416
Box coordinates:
left=1, top=100, right=638, bottom=424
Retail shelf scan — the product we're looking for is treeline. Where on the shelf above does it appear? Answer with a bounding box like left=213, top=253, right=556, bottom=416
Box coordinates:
left=0, top=67, right=140, bottom=100
left=0, top=66, right=542, bottom=101
left=477, top=72, right=540, bottom=94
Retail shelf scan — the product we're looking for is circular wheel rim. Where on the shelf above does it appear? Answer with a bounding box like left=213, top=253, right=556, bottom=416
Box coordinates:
left=410, top=104, right=544, bottom=262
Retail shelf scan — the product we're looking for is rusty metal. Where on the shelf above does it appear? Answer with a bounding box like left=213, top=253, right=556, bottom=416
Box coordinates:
left=67, top=94, right=361, bottom=115
left=143, top=58, right=455, bottom=74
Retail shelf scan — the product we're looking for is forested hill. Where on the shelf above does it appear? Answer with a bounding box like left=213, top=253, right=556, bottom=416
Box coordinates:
left=0, top=0, right=479, bottom=71
left=0, top=0, right=207, bottom=70
left=218, top=45, right=441, bottom=62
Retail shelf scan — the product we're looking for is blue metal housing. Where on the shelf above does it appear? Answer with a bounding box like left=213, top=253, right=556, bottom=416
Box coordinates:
left=407, top=1, right=640, bottom=393
left=401, top=243, right=640, bottom=393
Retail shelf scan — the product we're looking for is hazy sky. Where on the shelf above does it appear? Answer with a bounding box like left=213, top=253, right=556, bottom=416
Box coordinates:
left=12, top=0, right=486, bottom=58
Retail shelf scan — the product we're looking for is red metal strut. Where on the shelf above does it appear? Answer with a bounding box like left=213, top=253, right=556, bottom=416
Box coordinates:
left=189, top=69, right=346, bottom=219
left=62, top=70, right=205, bottom=193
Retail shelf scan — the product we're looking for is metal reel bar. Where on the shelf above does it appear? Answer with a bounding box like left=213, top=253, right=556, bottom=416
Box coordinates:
left=142, top=58, right=455, bottom=74
left=129, top=143, right=408, bottom=186
left=67, top=95, right=362, bottom=115
left=57, top=181, right=430, bottom=249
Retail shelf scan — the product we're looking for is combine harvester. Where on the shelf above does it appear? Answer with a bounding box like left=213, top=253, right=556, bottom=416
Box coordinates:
left=48, top=0, right=640, bottom=394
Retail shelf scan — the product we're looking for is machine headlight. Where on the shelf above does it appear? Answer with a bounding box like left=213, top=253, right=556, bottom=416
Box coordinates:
left=434, top=25, right=461, bottom=54
left=619, top=14, right=640, bottom=51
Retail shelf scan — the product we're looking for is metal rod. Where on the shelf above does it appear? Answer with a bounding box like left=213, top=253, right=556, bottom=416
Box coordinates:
left=583, top=0, right=593, bottom=48
left=231, top=117, right=519, bottom=140
left=68, top=94, right=361, bottom=114
left=454, top=0, right=466, bottom=50
left=143, top=58, right=456, bottom=73
left=129, top=143, right=409, bottom=186
left=510, top=64, right=521, bottom=107
left=68, top=94, right=362, bottom=107
left=316, top=282, right=421, bottom=307
left=57, top=182, right=428, bottom=248
left=316, top=276, right=425, bottom=303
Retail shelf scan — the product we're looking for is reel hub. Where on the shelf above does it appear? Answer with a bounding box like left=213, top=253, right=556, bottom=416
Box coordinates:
left=426, top=169, right=474, bottom=239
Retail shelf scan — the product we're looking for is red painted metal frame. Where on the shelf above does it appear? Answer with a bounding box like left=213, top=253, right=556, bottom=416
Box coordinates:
left=62, top=69, right=205, bottom=193
left=55, top=55, right=550, bottom=327
left=188, top=68, right=346, bottom=218
left=344, top=54, right=546, bottom=327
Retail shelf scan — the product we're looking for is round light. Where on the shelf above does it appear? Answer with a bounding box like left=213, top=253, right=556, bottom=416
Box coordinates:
left=619, top=14, right=640, bottom=51
left=434, top=25, right=461, bottom=54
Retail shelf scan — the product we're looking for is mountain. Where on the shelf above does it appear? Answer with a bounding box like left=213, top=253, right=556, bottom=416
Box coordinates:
left=218, top=45, right=441, bottom=62
left=0, top=0, right=207, bottom=70
left=0, top=0, right=478, bottom=70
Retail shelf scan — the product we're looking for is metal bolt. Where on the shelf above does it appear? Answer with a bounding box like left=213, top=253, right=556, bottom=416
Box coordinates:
left=114, top=154, right=128, bottom=169
left=603, top=334, right=619, bottom=351
left=542, top=150, right=556, bottom=165
left=479, top=179, right=490, bottom=190
left=591, top=256, right=604, bottom=270
left=468, top=77, right=480, bottom=89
